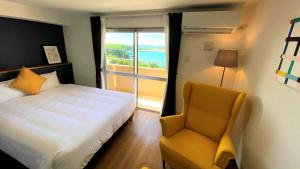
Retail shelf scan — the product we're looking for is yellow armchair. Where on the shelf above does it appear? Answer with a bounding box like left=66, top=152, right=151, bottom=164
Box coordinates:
left=160, top=82, right=246, bottom=169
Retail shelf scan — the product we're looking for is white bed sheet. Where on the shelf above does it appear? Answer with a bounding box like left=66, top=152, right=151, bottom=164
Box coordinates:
left=0, top=84, right=136, bottom=169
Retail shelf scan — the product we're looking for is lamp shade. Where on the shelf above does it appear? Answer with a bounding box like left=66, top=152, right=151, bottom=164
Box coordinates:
left=214, top=49, right=238, bottom=67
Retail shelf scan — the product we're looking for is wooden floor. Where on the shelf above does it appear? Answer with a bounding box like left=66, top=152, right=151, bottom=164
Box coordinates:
left=85, top=109, right=163, bottom=169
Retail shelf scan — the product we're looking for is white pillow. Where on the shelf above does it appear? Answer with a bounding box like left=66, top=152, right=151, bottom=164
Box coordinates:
left=0, top=79, right=26, bottom=104
left=41, top=71, right=61, bottom=91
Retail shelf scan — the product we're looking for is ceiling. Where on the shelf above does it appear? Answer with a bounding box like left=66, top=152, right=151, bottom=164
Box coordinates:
left=6, top=0, right=247, bottom=13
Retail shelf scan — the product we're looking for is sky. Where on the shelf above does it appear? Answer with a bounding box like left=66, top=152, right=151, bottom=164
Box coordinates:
left=106, top=32, right=165, bottom=46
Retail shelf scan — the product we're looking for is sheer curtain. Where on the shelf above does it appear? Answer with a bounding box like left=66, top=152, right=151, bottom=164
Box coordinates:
left=162, top=14, right=169, bottom=114
left=100, top=17, right=107, bottom=89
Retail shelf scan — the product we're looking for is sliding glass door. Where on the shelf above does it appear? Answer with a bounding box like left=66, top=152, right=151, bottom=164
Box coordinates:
left=105, top=29, right=167, bottom=111
left=136, top=32, right=167, bottom=111
left=105, top=32, right=136, bottom=94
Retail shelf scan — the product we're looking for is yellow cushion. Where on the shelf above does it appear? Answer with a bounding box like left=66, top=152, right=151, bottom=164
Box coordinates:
left=10, top=67, right=46, bottom=95
left=160, top=129, right=218, bottom=169
left=185, top=83, right=239, bottom=142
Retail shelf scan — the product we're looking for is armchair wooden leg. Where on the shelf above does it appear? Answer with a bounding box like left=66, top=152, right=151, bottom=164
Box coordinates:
left=225, top=159, right=238, bottom=169
left=162, top=160, right=166, bottom=169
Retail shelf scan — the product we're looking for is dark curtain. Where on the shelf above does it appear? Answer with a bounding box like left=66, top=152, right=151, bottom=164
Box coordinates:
left=162, top=13, right=183, bottom=116
left=90, top=16, right=102, bottom=88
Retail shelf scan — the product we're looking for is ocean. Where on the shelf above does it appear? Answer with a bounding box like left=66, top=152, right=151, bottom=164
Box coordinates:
left=129, top=51, right=166, bottom=63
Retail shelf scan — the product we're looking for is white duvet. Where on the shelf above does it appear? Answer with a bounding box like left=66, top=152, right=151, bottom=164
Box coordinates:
left=0, top=84, right=136, bottom=169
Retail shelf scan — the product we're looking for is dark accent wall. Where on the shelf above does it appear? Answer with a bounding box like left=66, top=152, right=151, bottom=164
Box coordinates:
left=0, top=17, right=67, bottom=69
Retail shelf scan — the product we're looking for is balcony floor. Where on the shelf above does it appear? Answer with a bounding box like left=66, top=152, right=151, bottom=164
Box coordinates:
left=138, top=95, right=163, bottom=112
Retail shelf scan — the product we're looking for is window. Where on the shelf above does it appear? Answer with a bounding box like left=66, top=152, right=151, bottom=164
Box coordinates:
left=104, top=29, right=167, bottom=112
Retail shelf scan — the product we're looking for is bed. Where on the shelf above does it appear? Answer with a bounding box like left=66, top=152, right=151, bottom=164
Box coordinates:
left=0, top=63, right=136, bottom=169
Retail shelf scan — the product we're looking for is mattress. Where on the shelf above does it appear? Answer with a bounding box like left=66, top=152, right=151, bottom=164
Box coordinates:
left=0, top=84, right=136, bottom=169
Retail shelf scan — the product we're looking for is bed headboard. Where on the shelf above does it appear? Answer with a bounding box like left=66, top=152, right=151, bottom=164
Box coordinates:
left=0, top=63, right=74, bottom=84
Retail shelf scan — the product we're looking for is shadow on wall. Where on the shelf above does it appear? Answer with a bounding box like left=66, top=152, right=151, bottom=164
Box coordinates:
left=231, top=93, right=252, bottom=165
left=176, top=65, right=239, bottom=113
left=239, top=96, right=267, bottom=169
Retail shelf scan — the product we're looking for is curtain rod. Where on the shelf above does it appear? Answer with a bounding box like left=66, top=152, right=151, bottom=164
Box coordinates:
left=100, top=12, right=167, bottom=18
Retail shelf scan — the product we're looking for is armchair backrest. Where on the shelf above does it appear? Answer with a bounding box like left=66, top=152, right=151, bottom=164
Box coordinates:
left=182, top=82, right=245, bottom=142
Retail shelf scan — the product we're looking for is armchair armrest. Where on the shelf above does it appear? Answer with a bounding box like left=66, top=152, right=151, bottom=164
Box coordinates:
left=160, top=114, right=185, bottom=137
left=214, top=133, right=236, bottom=169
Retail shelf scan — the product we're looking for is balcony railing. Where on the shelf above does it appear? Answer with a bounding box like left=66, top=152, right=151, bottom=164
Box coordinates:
left=106, top=59, right=167, bottom=112
left=107, top=58, right=166, bottom=69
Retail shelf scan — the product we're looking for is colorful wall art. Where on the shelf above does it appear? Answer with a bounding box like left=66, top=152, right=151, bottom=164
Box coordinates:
left=276, top=17, right=300, bottom=89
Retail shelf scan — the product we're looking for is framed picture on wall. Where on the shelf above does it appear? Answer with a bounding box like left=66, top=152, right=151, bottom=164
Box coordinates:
left=43, top=45, right=62, bottom=64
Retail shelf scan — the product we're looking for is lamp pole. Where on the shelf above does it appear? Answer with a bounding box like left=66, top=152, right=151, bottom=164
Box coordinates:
left=220, top=66, right=226, bottom=87
left=214, top=49, right=238, bottom=87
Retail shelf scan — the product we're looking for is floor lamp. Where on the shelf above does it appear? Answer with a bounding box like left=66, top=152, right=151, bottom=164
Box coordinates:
left=214, top=49, right=238, bottom=87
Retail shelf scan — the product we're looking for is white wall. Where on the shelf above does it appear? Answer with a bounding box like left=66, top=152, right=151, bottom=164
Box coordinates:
left=182, top=11, right=241, bottom=28
left=63, top=15, right=96, bottom=87
left=233, top=0, right=300, bottom=169
left=176, top=32, right=245, bottom=112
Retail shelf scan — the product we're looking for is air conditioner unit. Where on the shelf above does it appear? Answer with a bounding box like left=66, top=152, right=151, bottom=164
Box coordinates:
left=182, top=11, right=241, bottom=34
